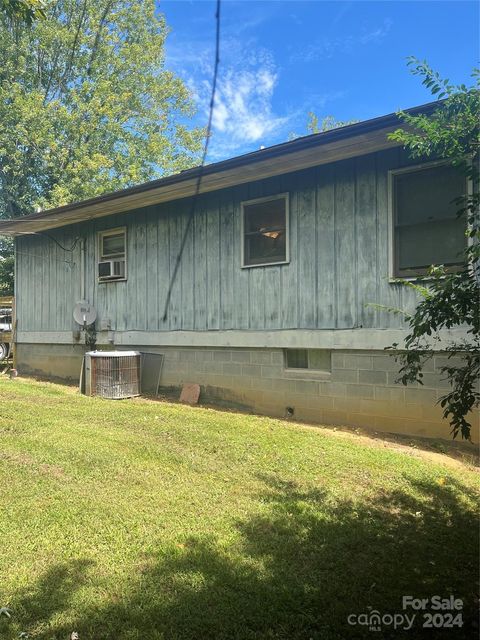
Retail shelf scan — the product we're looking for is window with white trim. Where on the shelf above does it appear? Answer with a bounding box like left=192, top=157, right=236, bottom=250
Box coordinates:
left=98, top=228, right=127, bottom=282
left=242, top=195, right=289, bottom=267
left=391, top=163, right=467, bottom=278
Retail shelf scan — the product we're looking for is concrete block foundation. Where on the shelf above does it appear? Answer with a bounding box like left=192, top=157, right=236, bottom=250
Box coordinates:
left=15, top=343, right=479, bottom=440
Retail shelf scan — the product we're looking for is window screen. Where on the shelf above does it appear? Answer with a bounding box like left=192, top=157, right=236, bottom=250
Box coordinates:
left=393, top=164, right=466, bottom=277
left=243, top=196, right=287, bottom=266
left=285, top=349, right=331, bottom=372
left=101, top=231, right=126, bottom=259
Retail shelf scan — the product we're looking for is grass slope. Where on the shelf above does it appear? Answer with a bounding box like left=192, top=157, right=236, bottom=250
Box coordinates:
left=0, top=377, right=478, bottom=639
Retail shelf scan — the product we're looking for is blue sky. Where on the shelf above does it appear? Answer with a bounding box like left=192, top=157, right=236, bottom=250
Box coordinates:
left=158, top=0, right=479, bottom=161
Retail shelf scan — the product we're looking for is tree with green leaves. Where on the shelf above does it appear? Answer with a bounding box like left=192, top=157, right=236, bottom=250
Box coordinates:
left=288, top=112, right=359, bottom=141
left=306, top=112, right=359, bottom=134
left=0, top=0, right=44, bottom=24
left=0, top=0, right=203, bottom=219
left=387, top=58, right=479, bottom=440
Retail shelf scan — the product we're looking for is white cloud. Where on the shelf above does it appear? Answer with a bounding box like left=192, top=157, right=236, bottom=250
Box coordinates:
left=181, top=43, right=291, bottom=159
left=359, top=19, right=393, bottom=45
left=166, top=28, right=291, bottom=155
left=291, top=18, right=393, bottom=63
left=164, top=16, right=347, bottom=160
left=211, top=66, right=287, bottom=147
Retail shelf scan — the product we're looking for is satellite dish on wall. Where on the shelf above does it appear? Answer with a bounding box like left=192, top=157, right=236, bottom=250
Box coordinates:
left=73, top=301, right=97, bottom=326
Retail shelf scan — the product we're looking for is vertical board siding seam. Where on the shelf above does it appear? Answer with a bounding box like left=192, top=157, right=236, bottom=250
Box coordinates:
left=51, top=232, right=56, bottom=330
left=41, top=235, right=46, bottom=330
left=27, top=237, right=31, bottom=330
left=354, top=160, right=359, bottom=330
left=36, top=236, right=40, bottom=330
left=38, top=236, right=42, bottom=330
left=133, top=220, right=138, bottom=329
left=179, top=210, right=184, bottom=331
left=167, top=209, right=172, bottom=331
left=167, top=212, right=171, bottom=331
left=157, top=208, right=166, bottom=331
left=31, top=236, right=35, bottom=330
left=15, top=238, right=20, bottom=330
left=247, top=182, right=255, bottom=330
left=259, top=180, right=266, bottom=330
left=205, top=194, right=216, bottom=331
left=91, top=223, right=96, bottom=316
left=144, top=213, right=148, bottom=332
left=248, top=196, right=254, bottom=331
left=277, top=176, right=284, bottom=328
left=218, top=197, right=222, bottom=330
left=155, top=211, right=160, bottom=331
left=215, top=197, right=221, bottom=330
left=45, top=234, right=49, bottom=330
left=374, top=152, right=380, bottom=328
left=174, top=210, right=180, bottom=330
left=229, top=197, right=232, bottom=330
left=48, top=232, right=52, bottom=330
left=28, top=236, right=32, bottom=331
left=211, top=199, right=218, bottom=330
left=232, top=193, right=236, bottom=330
left=205, top=201, right=209, bottom=331
left=278, top=177, right=285, bottom=330
left=182, top=204, right=189, bottom=331
left=395, top=147, right=407, bottom=324
left=333, top=165, right=338, bottom=329
left=260, top=181, right=265, bottom=332
left=192, top=206, right=196, bottom=331
left=50, top=233, right=54, bottom=331
left=314, top=167, right=319, bottom=329
left=295, top=175, right=299, bottom=331
left=313, top=167, right=320, bottom=329
left=110, top=216, right=117, bottom=327
left=206, top=197, right=211, bottom=330
left=245, top=199, right=251, bottom=329
left=192, top=209, right=197, bottom=331
left=59, top=232, right=65, bottom=332
left=26, top=237, right=29, bottom=331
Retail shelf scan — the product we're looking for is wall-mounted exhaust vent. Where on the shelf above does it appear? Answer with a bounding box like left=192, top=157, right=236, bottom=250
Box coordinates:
left=84, top=351, right=141, bottom=399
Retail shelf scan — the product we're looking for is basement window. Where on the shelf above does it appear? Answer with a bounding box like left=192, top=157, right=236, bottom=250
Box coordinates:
left=284, top=349, right=331, bottom=373
left=242, top=195, right=289, bottom=267
left=391, top=162, right=467, bottom=278
left=98, top=228, right=127, bottom=282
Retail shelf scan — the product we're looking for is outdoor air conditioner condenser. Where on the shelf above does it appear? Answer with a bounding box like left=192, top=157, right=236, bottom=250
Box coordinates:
left=84, top=351, right=141, bottom=399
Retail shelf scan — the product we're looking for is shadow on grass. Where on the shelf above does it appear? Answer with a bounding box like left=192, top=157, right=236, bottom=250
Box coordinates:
left=7, top=478, right=479, bottom=640
left=0, top=559, right=93, bottom=638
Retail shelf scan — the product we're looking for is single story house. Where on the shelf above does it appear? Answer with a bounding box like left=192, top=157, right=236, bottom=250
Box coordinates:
left=0, top=101, right=476, bottom=439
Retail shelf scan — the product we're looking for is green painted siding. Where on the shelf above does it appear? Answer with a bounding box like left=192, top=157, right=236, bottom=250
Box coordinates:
left=16, top=148, right=420, bottom=334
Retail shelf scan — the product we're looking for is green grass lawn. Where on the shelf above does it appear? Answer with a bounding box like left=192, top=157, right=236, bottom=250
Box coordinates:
left=0, top=377, right=478, bottom=639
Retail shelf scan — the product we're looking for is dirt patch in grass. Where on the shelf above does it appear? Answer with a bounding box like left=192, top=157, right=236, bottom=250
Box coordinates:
left=289, top=422, right=480, bottom=471
left=148, top=392, right=479, bottom=470
left=0, top=451, right=66, bottom=478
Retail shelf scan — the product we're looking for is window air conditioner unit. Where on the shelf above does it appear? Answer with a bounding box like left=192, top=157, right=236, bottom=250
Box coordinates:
left=83, top=351, right=141, bottom=399
left=98, top=259, right=125, bottom=280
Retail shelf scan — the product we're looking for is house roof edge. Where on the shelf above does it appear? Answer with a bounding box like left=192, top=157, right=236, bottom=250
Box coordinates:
left=0, top=100, right=441, bottom=236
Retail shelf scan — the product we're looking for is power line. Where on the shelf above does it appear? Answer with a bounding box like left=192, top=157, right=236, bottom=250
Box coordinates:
left=162, top=0, right=221, bottom=322
left=36, top=232, right=80, bottom=252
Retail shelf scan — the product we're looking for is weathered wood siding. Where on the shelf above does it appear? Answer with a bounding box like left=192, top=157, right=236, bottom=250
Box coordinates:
left=16, top=148, right=421, bottom=334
